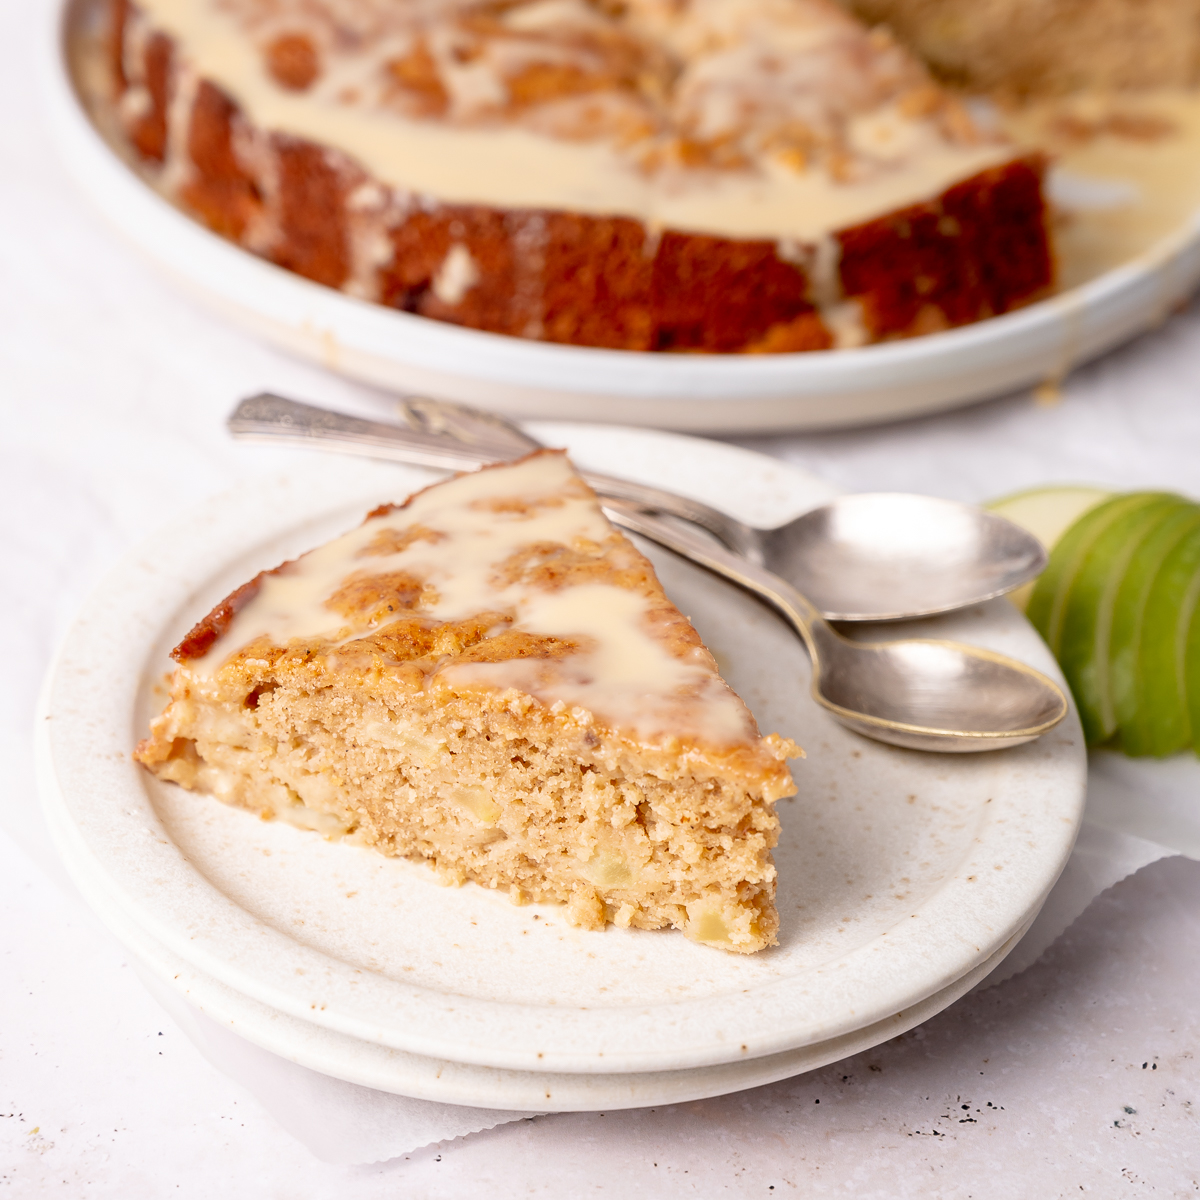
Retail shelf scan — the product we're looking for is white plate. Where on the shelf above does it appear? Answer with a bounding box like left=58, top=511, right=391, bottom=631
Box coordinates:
left=37, top=426, right=1086, bottom=1079
left=42, top=0, right=1200, bottom=433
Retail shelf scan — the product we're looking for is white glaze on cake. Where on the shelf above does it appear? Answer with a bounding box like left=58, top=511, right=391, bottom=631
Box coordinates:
left=127, top=0, right=1012, bottom=241
left=194, top=453, right=757, bottom=747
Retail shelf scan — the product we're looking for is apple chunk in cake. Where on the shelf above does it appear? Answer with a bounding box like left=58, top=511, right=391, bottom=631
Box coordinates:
left=135, top=451, right=799, bottom=952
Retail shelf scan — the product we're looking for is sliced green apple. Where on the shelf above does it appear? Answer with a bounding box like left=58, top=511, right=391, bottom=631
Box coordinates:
left=1184, top=569, right=1200, bottom=758
left=986, top=486, right=1113, bottom=611
left=1110, top=504, right=1200, bottom=754
left=1039, top=494, right=1181, bottom=744
left=1123, top=519, right=1200, bottom=756
left=1025, top=493, right=1168, bottom=658
left=987, top=484, right=1200, bottom=753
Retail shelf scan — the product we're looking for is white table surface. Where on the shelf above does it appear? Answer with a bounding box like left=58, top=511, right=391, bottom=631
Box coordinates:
left=4, top=0, right=1200, bottom=1193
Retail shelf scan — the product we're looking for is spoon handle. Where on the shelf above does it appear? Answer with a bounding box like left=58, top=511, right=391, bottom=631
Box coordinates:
left=228, top=392, right=506, bottom=472
left=228, top=394, right=764, bottom=561
left=600, top=499, right=824, bottom=651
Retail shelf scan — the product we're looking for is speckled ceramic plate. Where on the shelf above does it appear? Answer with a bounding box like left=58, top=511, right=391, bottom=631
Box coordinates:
left=42, top=0, right=1200, bottom=433
left=44, top=813, right=1033, bottom=1110
left=36, top=425, right=1086, bottom=1080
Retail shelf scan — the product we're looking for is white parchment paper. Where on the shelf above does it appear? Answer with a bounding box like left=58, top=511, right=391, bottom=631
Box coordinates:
left=130, top=964, right=544, bottom=1165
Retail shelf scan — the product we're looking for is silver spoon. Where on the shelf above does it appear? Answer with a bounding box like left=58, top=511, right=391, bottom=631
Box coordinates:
left=226, top=396, right=1067, bottom=750
left=606, top=502, right=1068, bottom=753
left=229, top=394, right=1046, bottom=622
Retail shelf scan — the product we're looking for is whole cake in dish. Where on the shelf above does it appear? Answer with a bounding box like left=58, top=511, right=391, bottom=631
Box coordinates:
left=134, top=452, right=799, bottom=953
left=103, top=0, right=1053, bottom=352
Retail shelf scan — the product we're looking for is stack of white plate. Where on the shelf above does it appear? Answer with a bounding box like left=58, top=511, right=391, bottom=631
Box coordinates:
left=36, top=429, right=1086, bottom=1111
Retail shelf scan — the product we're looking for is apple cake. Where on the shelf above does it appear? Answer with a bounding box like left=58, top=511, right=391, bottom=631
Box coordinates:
left=134, top=452, right=799, bottom=952
left=101, top=0, right=1053, bottom=352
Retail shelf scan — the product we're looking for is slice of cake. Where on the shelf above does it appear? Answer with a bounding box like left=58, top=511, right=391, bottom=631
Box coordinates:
left=135, top=452, right=799, bottom=952
left=97, top=0, right=1053, bottom=352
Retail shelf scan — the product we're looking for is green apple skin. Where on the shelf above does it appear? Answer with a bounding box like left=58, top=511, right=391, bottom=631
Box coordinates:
left=1185, top=571, right=1200, bottom=759
left=1111, top=505, right=1200, bottom=755
left=1027, top=493, right=1171, bottom=658
left=996, top=485, right=1200, bottom=754
left=1044, top=494, right=1182, bottom=745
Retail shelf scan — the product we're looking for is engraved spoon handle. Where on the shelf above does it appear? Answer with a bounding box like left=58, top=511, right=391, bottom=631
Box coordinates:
left=228, top=392, right=517, bottom=473
left=228, top=394, right=765, bottom=561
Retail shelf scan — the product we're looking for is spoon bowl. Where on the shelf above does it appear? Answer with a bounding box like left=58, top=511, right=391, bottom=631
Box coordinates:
left=809, top=624, right=1070, bottom=752
left=766, top=493, right=1048, bottom=622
